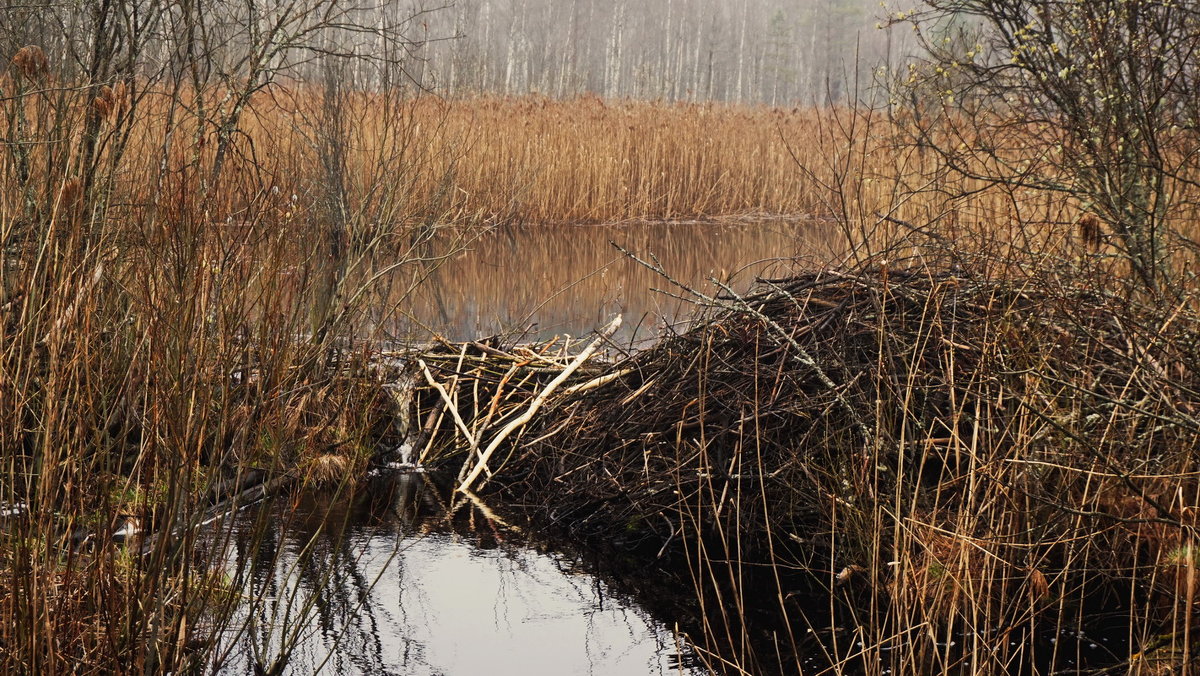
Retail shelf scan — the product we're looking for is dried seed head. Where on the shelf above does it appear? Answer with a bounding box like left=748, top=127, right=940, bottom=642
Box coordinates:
left=1026, top=568, right=1049, bottom=601
left=11, top=45, right=49, bottom=81
left=92, top=85, right=115, bottom=119
left=1079, top=214, right=1103, bottom=250
left=58, top=176, right=83, bottom=210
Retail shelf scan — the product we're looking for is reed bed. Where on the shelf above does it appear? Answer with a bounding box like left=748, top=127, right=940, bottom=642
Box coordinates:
left=0, top=67, right=451, bottom=672
left=241, top=93, right=1105, bottom=247
left=412, top=248, right=1200, bottom=675
left=232, top=92, right=845, bottom=226
left=6, top=53, right=1200, bottom=674
left=9, top=84, right=1056, bottom=235
left=426, top=96, right=830, bottom=223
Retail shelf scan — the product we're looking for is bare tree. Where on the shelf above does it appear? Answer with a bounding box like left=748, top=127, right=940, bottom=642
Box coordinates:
left=891, top=0, right=1200, bottom=292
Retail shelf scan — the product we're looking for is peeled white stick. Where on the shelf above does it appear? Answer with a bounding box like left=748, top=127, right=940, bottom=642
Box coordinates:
left=418, top=358, right=477, bottom=448
left=457, top=315, right=622, bottom=494
left=563, top=368, right=634, bottom=395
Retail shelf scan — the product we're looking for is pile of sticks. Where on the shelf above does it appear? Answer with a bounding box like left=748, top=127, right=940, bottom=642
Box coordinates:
left=454, top=262, right=1200, bottom=561
left=411, top=261, right=1200, bottom=563
left=402, top=317, right=622, bottom=491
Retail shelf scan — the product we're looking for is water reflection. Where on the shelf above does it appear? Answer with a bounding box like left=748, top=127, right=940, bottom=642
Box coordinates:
left=394, top=218, right=840, bottom=344
left=212, top=474, right=703, bottom=675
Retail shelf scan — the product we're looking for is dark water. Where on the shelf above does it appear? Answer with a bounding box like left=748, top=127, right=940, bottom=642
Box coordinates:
left=207, top=219, right=839, bottom=675
left=392, top=218, right=841, bottom=344
left=212, top=473, right=705, bottom=676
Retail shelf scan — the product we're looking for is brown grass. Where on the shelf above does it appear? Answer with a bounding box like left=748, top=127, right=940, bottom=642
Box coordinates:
left=224, top=91, right=842, bottom=225
left=5, top=65, right=1200, bottom=674
left=0, top=72, right=434, bottom=672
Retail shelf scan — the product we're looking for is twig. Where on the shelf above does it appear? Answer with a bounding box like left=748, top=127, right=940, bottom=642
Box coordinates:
left=563, top=368, right=634, bottom=395
left=457, top=315, right=622, bottom=493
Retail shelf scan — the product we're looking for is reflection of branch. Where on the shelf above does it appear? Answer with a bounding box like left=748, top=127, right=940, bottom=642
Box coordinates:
left=308, top=518, right=392, bottom=675
left=459, top=488, right=522, bottom=533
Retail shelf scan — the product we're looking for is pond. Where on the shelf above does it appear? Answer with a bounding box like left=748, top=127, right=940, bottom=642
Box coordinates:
left=211, top=218, right=838, bottom=674
left=210, top=473, right=706, bottom=676
left=392, top=217, right=842, bottom=344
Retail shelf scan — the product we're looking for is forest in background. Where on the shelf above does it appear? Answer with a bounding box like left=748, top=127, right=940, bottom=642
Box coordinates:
left=412, top=0, right=900, bottom=104
left=6, top=0, right=1200, bottom=673
left=5, top=0, right=903, bottom=105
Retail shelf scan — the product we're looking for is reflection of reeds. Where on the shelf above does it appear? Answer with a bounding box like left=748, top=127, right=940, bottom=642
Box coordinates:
left=222, top=476, right=687, bottom=675
left=25, top=89, right=1067, bottom=231
left=0, top=70, right=455, bottom=672
left=398, top=218, right=843, bottom=343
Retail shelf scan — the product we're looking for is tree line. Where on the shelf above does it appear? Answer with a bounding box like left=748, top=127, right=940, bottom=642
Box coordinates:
left=413, top=0, right=898, bottom=104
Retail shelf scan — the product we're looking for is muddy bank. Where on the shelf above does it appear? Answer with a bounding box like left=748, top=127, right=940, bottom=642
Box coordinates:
left=415, top=260, right=1200, bottom=674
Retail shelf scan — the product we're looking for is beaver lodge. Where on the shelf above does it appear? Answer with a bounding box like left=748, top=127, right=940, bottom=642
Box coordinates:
left=399, top=256, right=1200, bottom=675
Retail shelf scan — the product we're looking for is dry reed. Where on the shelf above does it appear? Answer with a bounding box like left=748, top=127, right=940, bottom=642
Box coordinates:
left=410, top=249, right=1200, bottom=675
left=0, top=69, right=438, bottom=672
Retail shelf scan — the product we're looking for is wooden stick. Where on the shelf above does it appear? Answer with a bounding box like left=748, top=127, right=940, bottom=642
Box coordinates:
left=457, top=315, right=622, bottom=493
left=418, top=358, right=477, bottom=448
left=563, top=368, right=634, bottom=395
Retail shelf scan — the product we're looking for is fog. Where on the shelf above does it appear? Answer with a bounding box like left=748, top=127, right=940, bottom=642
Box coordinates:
left=3, top=0, right=906, bottom=104
left=412, top=0, right=903, bottom=103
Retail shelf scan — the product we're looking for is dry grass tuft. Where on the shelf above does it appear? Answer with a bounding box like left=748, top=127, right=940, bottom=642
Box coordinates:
left=10, top=45, right=48, bottom=81
left=305, top=453, right=353, bottom=485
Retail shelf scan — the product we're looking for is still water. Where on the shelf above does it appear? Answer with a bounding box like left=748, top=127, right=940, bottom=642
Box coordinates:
left=392, top=217, right=841, bottom=344
left=214, top=219, right=837, bottom=674
left=213, top=473, right=704, bottom=676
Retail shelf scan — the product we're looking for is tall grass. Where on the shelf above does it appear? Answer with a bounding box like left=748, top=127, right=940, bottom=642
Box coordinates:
left=0, top=56, right=470, bottom=671
left=240, top=93, right=1096, bottom=238
left=7, top=44, right=1200, bottom=674
left=200, top=92, right=840, bottom=225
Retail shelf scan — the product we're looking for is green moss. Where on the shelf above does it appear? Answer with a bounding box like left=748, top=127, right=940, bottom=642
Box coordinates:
left=1165, top=544, right=1198, bottom=566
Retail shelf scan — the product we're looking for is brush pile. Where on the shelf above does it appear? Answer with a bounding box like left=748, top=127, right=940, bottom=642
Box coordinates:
left=503, top=266, right=1197, bottom=530
left=417, top=261, right=1200, bottom=671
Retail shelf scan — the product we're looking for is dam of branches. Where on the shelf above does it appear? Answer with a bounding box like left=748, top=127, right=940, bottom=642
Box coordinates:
left=190, top=238, right=1200, bottom=674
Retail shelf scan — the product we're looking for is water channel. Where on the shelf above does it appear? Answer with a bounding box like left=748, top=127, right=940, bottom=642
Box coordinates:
left=215, top=218, right=835, bottom=675
left=213, top=474, right=703, bottom=675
